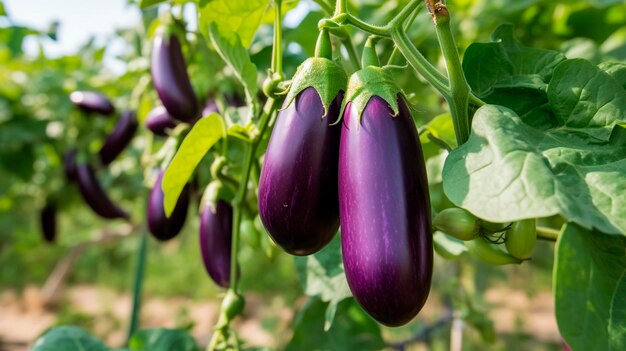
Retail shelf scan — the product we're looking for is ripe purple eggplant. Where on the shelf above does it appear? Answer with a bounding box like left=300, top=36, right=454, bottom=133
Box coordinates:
left=147, top=171, right=189, bottom=241
left=199, top=200, right=233, bottom=288
left=151, top=31, right=200, bottom=123
left=145, top=106, right=177, bottom=136
left=258, top=87, right=342, bottom=256
left=40, top=203, right=57, bottom=243
left=64, top=149, right=78, bottom=182
left=202, top=100, right=219, bottom=116
left=339, top=95, right=432, bottom=327
left=69, top=91, right=115, bottom=116
left=75, top=163, right=130, bottom=220
left=98, top=110, right=138, bottom=165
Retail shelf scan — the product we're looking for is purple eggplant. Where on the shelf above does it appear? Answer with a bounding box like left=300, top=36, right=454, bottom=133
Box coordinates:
left=40, top=203, right=57, bottom=243
left=258, top=87, right=342, bottom=256
left=69, top=91, right=115, bottom=116
left=151, top=32, right=200, bottom=123
left=98, top=110, right=138, bottom=165
left=145, top=106, right=177, bottom=136
left=199, top=200, right=233, bottom=288
left=339, top=95, right=432, bottom=327
left=147, top=171, right=189, bottom=241
left=63, top=149, right=78, bottom=182
left=75, top=163, right=130, bottom=220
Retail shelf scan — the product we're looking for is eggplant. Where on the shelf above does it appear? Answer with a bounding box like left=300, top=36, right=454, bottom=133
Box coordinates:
left=63, top=149, right=78, bottom=182
left=199, top=200, right=233, bottom=288
left=145, top=106, right=177, bottom=136
left=147, top=171, right=189, bottom=241
left=75, top=163, right=130, bottom=220
left=40, top=203, right=57, bottom=243
left=339, top=95, right=432, bottom=327
left=69, top=91, right=115, bottom=116
left=258, top=87, right=342, bottom=255
left=98, top=110, right=138, bottom=165
left=151, top=32, right=200, bottom=123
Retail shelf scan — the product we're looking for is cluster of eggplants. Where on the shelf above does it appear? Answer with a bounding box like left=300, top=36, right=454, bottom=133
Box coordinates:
left=199, top=199, right=234, bottom=288
left=258, top=87, right=342, bottom=255
left=147, top=171, right=190, bottom=241
left=339, top=95, right=432, bottom=327
left=98, top=110, right=138, bottom=165
left=151, top=30, right=200, bottom=123
left=69, top=91, right=115, bottom=116
left=40, top=203, right=57, bottom=243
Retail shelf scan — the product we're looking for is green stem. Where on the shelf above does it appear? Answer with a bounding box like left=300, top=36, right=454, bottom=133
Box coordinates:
left=387, top=3, right=421, bottom=66
left=341, top=36, right=361, bottom=71
left=537, top=226, right=560, bottom=242
left=313, top=0, right=334, bottom=16
left=361, top=36, right=380, bottom=67
left=390, top=28, right=450, bottom=98
left=272, top=0, right=283, bottom=78
left=431, top=7, right=470, bottom=145
left=126, top=224, right=148, bottom=344
left=334, top=0, right=347, bottom=17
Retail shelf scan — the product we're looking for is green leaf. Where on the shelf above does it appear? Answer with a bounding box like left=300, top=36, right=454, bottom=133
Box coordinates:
left=208, top=23, right=258, bottom=116
left=609, top=271, right=626, bottom=351
left=31, top=326, right=109, bottom=351
left=199, top=0, right=269, bottom=49
left=129, top=328, right=199, bottom=351
left=443, top=90, right=626, bottom=234
left=600, top=62, right=626, bottom=91
left=282, top=57, right=347, bottom=118
left=548, top=59, right=626, bottom=141
left=554, top=224, right=626, bottom=351
left=285, top=298, right=385, bottom=351
left=294, top=235, right=352, bottom=331
left=433, top=231, right=468, bottom=260
left=463, top=24, right=566, bottom=97
left=162, top=113, right=224, bottom=216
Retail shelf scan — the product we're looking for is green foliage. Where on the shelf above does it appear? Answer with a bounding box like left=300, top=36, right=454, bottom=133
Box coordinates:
left=31, top=326, right=109, bottom=351
left=162, top=113, right=224, bottom=216
left=128, top=328, right=200, bottom=351
left=554, top=224, right=626, bottom=351
left=199, top=0, right=269, bottom=48
left=285, top=298, right=385, bottom=351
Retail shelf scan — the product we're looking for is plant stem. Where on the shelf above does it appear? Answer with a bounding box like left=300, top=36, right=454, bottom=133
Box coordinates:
left=341, top=36, right=361, bottom=71
left=429, top=3, right=470, bottom=145
left=313, top=0, right=334, bottom=16
left=334, top=0, right=347, bottom=17
left=272, top=0, right=283, bottom=78
left=537, top=226, right=560, bottom=242
left=126, top=225, right=148, bottom=344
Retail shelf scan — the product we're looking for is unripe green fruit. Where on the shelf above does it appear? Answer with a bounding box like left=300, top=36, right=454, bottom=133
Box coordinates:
left=433, top=208, right=479, bottom=241
left=505, top=219, right=537, bottom=259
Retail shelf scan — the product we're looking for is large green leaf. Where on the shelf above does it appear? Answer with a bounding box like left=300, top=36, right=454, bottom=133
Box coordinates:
left=554, top=224, right=626, bottom=351
left=199, top=0, right=269, bottom=49
left=31, top=326, right=109, bottom=351
left=294, top=235, right=352, bottom=331
left=285, top=298, right=384, bottom=351
left=443, top=62, right=626, bottom=234
left=129, top=328, right=199, bottom=351
left=208, top=23, right=258, bottom=116
left=162, top=113, right=224, bottom=216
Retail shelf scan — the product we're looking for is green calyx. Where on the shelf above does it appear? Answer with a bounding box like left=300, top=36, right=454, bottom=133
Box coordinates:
left=281, top=57, right=347, bottom=118
left=200, top=180, right=233, bottom=214
left=339, top=65, right=407, bottom=124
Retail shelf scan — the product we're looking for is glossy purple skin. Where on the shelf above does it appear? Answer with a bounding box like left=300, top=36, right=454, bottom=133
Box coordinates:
left=199, top=200, right=233, bottom=288
left=70, top=91, right=115, bottom=116
left=64, top=149, right=78, bottom=181
left=339, top=95, right=432, bottom=327
left=75, top=163, right=130, bottom=220
left=147, top=171, right=189, bottom=241
left=151, top=33, right=200, bottom=123
left=40, top=204, right=56, bottom=243
left=145, top=106, right=177, bottom=136
left=99, top=110, right=138, bottom=165
left=258, top=87, right=342, bottom=256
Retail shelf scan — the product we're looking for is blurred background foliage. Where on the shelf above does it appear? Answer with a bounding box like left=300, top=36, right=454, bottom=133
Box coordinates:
left=1, top=0, right=625, bottom=349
